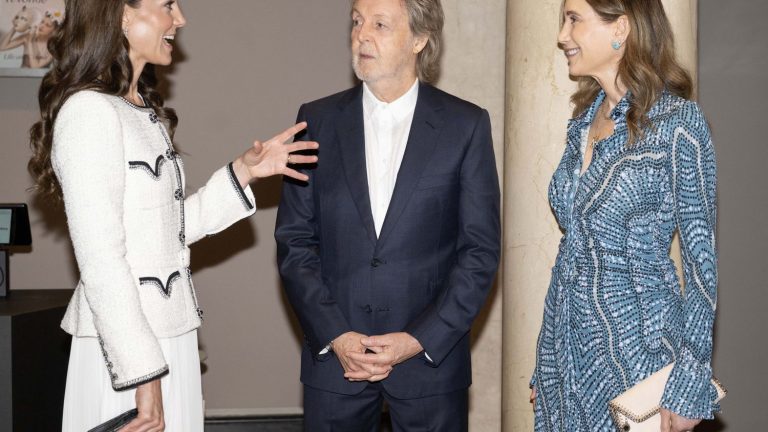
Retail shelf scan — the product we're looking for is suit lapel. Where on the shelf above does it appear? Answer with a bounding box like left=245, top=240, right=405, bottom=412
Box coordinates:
left=336, top=86, right=378, bottom=245
left=377, top=84, right=445, bottom=246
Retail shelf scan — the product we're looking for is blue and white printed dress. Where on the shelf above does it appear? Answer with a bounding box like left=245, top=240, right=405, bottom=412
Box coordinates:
left=532, top=90, right=720, bottom=431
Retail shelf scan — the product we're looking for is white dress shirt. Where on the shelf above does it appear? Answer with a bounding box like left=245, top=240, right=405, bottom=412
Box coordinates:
left=363, top=79, right=419, bottom=236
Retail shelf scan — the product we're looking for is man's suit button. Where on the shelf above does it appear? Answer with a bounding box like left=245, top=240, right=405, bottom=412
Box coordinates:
left=363, top=304, right=373, bottom=313
left=370, top=258, right=383, bottom=267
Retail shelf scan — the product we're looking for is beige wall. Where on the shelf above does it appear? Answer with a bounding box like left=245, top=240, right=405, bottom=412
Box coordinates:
left=0, top=78, right=76, bottom=289
left=173, top=1, right=353, bottom=412
left=699, top=1, right=768, bottom=430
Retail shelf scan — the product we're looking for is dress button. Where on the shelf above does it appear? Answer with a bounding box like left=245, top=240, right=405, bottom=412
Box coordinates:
left=165, top=149, right=176, bottom=160
left=149, top=112, right=159, bottom=123
left=178, top=231, right=185, bottom=244
left=174, top=189, right=183, bottom=201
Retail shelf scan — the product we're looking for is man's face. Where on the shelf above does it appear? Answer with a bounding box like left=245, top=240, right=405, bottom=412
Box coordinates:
left=351, top=0, right=424, bottom=87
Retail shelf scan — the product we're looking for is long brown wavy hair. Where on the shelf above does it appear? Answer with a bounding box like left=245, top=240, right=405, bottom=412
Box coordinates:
left=28, top=0, right=178, bottom=204
left=569, top=0, right=693, bottom=145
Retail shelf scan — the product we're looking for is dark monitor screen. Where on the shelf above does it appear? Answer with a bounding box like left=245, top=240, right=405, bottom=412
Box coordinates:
left=0, top=208, right=10, bottom=244
left=0, top=204, right=32, bottom=246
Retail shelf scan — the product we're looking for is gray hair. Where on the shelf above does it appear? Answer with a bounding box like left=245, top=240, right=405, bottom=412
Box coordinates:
left=404, top=0, right=444, bottom=83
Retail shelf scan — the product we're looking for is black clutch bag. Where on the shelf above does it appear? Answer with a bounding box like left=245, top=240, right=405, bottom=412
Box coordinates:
left=87, top=409, right=139, bottom=432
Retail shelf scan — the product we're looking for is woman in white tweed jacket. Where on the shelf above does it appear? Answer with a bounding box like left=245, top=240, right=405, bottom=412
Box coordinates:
left=27, top=1, right=318, bottom=431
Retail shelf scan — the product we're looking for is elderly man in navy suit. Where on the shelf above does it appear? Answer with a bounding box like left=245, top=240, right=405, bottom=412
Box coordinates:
left=275, top=0, right=500, bottom=430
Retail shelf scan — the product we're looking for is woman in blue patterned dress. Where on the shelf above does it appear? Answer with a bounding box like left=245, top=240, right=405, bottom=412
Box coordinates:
left=530, top=0, right=720, bottom=431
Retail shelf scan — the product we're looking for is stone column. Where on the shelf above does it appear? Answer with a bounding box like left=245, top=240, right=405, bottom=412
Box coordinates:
left=501, top=1, right=575, bottom=429
left=501, top=1, right=698, bottom=431
left=665, top=0, right=698, bottom=86
left=439, top=1, right=507, bottom=430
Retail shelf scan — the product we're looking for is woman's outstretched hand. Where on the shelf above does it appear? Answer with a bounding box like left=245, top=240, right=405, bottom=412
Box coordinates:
left=232, top=121, right=319, bottom=186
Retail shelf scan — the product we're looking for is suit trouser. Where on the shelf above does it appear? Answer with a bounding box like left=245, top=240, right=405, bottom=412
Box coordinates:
left=303, top=382, right=468, bottom=432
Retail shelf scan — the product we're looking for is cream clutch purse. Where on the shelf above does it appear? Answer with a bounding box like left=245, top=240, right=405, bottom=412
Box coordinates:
left=608, top=363, right=727, bottom=432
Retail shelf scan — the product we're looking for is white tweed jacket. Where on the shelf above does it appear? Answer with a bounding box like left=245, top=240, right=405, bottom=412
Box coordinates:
left=52, top=90, right=256, bottom=390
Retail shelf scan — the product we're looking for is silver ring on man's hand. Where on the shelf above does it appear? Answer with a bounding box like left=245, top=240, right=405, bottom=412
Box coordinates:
left=287, top=155, right=292, bottom=164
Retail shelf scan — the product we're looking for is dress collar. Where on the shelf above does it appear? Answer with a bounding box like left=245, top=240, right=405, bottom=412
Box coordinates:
left=571, top=89, right=631, bottom=127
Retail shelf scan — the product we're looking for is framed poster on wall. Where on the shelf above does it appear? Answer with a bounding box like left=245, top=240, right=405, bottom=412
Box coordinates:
left=0, top=0, right=65, bottom=77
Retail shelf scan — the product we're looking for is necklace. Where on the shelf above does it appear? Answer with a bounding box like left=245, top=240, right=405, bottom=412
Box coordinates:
left=589, top=135, right=599, bottom=150
left=589, top=102, right=613, bottom=149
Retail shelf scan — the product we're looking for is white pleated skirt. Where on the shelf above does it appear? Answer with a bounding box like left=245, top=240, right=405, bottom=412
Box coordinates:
left=62, top=330, right=204, bottom=432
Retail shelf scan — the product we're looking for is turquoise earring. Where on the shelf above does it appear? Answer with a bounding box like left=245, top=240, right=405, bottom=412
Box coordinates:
left=612, top=40, right=622, bottom=50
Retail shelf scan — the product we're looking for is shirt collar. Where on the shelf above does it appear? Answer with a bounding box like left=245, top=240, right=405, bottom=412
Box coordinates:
left=571, top=89, right=631, bottom=127
left=363, top=79, right=419, bottom=122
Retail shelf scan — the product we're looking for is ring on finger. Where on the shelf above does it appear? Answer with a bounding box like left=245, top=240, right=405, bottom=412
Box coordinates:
left=287, top=155, right=292, bottom=164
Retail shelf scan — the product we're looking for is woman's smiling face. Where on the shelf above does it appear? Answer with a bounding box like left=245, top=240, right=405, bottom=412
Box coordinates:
left=558, top=0, right=623, bottom=79
left=123, top=0, right=187, bottom=69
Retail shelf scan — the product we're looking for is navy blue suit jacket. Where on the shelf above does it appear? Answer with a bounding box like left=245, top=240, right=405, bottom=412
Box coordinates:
left=275, top=83, right=500, bottom=399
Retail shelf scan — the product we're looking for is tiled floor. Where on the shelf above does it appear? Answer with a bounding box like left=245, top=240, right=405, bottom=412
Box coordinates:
left=205, top=416, right=301, bottom=432
left=205, top=414, right=394, bottom=432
